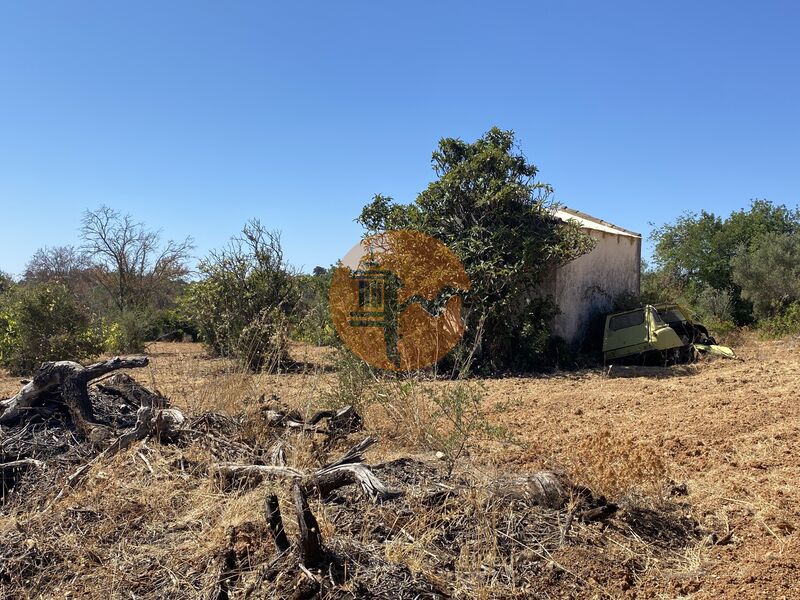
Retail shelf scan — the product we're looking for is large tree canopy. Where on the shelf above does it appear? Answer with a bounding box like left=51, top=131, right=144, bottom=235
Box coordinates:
left=650, top=199, right=800, bottom=324
left=358, top=127, right=593, bottom=372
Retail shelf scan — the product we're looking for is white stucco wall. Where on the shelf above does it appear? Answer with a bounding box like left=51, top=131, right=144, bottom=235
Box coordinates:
left=547, top=229, right=641, bottom=345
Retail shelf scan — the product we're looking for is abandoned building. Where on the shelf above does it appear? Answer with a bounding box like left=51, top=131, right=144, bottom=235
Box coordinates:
left=542, top=207, right=642, bottom=345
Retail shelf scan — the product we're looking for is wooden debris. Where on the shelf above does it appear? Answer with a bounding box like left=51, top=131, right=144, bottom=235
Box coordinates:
left=264, top=493, right=291, bottom=553
left=0, top=458, right=45, bottom=471
left=0, top=356, right=149, bottom=437
left=293, top=482, right=325, bottom=568
left=491, top=471, right=571, bottom=509
left=214, top=436, right=401, bottom=501
left=261, top=403, right=363, bottom=437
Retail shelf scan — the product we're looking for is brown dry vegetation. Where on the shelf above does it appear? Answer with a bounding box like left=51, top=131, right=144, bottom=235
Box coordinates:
left=1, top=335, right=798, bottom=599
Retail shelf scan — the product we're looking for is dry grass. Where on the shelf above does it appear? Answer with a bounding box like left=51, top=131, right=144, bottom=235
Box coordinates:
left=2, top=334, right=799, bottom=597
left=564, top=428, right=668, bottom=498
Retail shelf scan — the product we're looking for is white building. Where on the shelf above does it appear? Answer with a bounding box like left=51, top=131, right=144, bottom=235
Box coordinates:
left=541, top=207, right=641, bottom=345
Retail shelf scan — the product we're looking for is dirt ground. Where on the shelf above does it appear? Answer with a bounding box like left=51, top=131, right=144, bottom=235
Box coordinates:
left=478, top=337, right=800, bottom=599
left=1, top=336, right=798, bottom=598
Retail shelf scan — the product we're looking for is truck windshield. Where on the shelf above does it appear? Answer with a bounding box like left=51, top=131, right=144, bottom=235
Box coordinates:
left=658, top=308, right=685, bottom=324
left=608, top=310, right=645, bottom=331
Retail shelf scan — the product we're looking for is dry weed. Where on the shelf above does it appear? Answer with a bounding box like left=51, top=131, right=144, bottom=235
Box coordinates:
left=564, top=428, right=668, bottom=499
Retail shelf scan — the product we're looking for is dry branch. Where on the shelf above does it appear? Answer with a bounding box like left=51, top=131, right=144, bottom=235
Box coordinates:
left=214, top=464, right=304, bottom=487
left=264, top=493, right=291, bottom=553
left=96, top=372, right=168, bottom=409
left=0, top=458, right=45, bottom=471
left=307, top=463, right=402, bottom=501
left=214, top=436, right=401, bottom=501
left=262, top=404, right=362, bottom=437
left=0, top=356, right=149, bottom=438
left=293, top=482, right=325, bottom=568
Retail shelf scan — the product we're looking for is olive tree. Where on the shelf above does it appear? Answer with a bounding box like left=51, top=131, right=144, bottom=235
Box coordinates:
left=731, top=232, right=800, bottom=319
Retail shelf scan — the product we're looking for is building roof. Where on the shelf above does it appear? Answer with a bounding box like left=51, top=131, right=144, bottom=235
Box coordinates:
left=554, top=207, right=641, bottom=239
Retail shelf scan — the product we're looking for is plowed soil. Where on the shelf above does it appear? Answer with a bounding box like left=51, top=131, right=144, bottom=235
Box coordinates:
left=476, top=336, right=800, bottom=599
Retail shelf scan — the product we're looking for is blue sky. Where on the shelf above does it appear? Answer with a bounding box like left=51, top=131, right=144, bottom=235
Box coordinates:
left=1, top=1, right=798, bottom=276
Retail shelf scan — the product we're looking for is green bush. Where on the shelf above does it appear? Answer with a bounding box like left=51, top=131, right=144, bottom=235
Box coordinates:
left=185, top=220, right=299, bottom=371
left=102, top=310, right=148, bottom=354
left=0, top=283, right=104, bottom=375
left=731, top=232, right=800, bottom=320
left=293, top=268, right=337, bottom=346
left=760, top=302, right=800, bottom=338
left=150, top=306, right=199, bottom=342
left=691, top=284, right=734, bottom=324
left=506, top=298, right=564, bottom=371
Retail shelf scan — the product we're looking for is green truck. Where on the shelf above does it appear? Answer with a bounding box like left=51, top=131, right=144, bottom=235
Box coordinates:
left=602, top=303, right=736, bottom=364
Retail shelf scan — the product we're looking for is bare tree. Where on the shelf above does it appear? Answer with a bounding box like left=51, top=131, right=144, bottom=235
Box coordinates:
left=80, top=206, right=194, bottom=311
left=24, top=245, right=90, bottom=286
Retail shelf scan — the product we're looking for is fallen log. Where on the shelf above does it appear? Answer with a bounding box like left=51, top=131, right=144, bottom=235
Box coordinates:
left=214, top=436, right=401, bottom=501
left=490, top=471, right=571, bottom=509
left=0, top=356, right=149, bottom=438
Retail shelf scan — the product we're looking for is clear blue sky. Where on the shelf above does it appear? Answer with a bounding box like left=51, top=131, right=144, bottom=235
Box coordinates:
left=1, top=1, right=798, bottom=277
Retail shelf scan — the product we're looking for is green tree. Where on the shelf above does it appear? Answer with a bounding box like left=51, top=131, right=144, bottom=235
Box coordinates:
left=731, top=232, right=800, bottom=319
left=640, top=260, right=681, bottom=306
left=294, top=267, right=336, bottom=346
left=651, top=199, right=800, bottom=324
left=0, top=271, right=13, bottom=295
left=358, top=127, right=593, bottom=372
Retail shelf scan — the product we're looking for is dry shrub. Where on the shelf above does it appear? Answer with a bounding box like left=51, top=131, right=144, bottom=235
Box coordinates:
left=565, top=428, right=667, bottom=498
left=1, top=342, right=714, bottom=599
left=365, top=378, right=506, bottom=476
